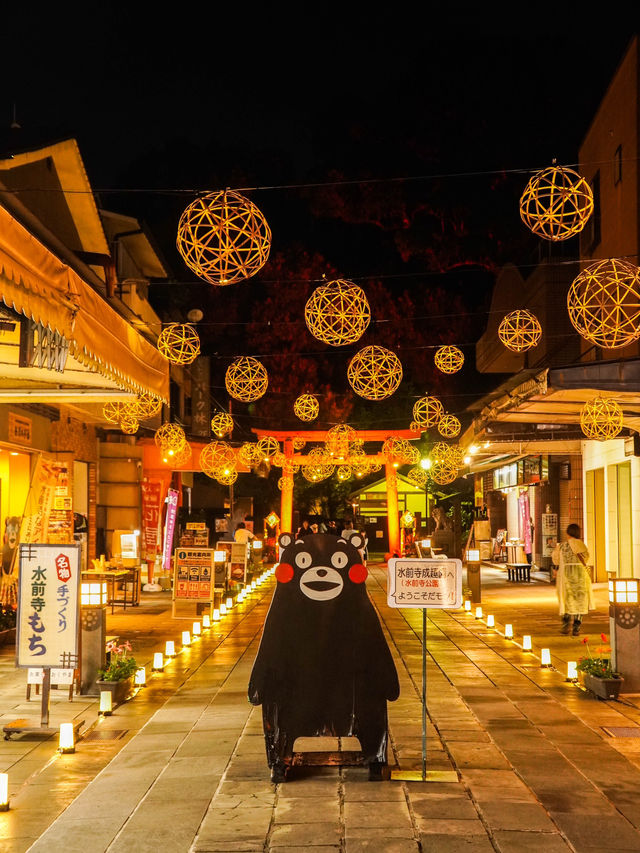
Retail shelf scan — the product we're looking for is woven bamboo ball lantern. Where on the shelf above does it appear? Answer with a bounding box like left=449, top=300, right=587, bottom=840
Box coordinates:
left=125, top=393, right=163, bottom=420
left=304, top=279, right=371, bottom=346
left=257, top=436, right=280, bottom=460
left=277, top=474, right=294, bottom=492
left=292, top=436, right=306, bottom=450
left=225, top=356, right=268, bottom=402
left=434, top=345, right=464, bottom=374
left=216, top=467, right=238, bottom=485
left=176, top=189, right=271, bottom=286
left=293, top=394, right=319, bottom=422
left=519, top=165, right=594, bottom=241
left=120, top=416, right=139, bottom=435
left=211, top=412, right=234, bottom=438
left=438, top=414, right=461, bottom=438
left=237, top=442, right=263, bottom=467
left=337, top=465, right=352, bottom=481
left=413, top=395, right=444, bottom=428
left=164, top=441, right=192, bottom=467
left=199, top=441, right=236, bottom=477
left=326, top=424, right=356, bottom=459
left=580, top=397, right=623, bottom=441
left=273, top=451, right=286, bottom=467
left=410, top=421, right=422, bottom=435
left=567, top=259, right=640, bottom=349
left=283, top=460, right=300, bottom=475
left=103, top=401, right=128, bottom=424
left=348, top=345, right=403, bottom=400
left=431, top=459, right=458, bottom=485
left=302, top=447, right=335, bottom=482
left=407, top=466, right=429, bottom=488
left=157, top=324, right=200, bottom=365
left=446, top=444, right=466, bottom=468
left=498, top=310, right=542, bottom=353
left=154, top=423, right=186, bottom=451
left=431, top=442, right=456, bottom=464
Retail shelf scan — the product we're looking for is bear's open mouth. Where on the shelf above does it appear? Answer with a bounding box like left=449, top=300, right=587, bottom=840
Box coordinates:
left=302, top=580, right=339, bottom=592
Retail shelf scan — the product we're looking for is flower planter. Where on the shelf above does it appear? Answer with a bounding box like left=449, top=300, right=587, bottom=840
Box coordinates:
left=583, top=672, right=623, bottom=700
left=95, top=675, right=134, bottom=706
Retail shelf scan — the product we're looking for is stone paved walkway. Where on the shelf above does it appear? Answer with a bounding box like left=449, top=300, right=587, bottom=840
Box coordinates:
left=2, top=564, right=640, bottom=851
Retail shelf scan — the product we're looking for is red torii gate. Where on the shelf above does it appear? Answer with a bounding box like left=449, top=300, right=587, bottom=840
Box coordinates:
left=253, top=428, right=418, bottom=555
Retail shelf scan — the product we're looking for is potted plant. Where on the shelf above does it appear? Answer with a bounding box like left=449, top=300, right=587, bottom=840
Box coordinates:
left=0, top=605, right=17, bottom=646
left=96, top=640, right=138, bottom=705
left=577, top=634, right=623, bottom=700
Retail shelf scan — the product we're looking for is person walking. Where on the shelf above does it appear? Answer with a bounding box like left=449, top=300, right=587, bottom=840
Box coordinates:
left=552, top=523, right=594, bottom=636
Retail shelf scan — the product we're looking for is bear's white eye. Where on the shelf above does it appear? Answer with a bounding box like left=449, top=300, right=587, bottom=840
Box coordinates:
left=331, top=552, right=348, bottom=569
left=295, top=551, right=312, bottom=568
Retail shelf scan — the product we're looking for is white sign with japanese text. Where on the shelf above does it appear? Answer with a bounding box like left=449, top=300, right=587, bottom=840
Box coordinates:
left=17, top=544, right=80, bottom=668
left=387, top=558, right=462, bottom=609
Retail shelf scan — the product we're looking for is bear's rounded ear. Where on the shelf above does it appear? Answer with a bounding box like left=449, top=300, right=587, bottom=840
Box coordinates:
left=349, top=533, right=364, bottom=550
left=279, top=533, right=293, bottom=548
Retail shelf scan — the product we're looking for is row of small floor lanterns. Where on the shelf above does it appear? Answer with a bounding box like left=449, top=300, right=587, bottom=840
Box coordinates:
left=461, top=599, right=578, bottom=683
left=0, top=568, right=275, bottom=812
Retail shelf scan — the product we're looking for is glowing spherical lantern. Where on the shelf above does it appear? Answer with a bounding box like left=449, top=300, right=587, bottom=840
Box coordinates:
left=434, top=345, right=464, bottom=374
left=293, top=394, right=319, bottom=422
left=337, top=465, right=352, bottom=481
left=154, top=423, right=186, bottom=451
left=277, top=474, right=294, bottom=491
left=348, top=345, right=403, bottom=400
left=210, top=412, right=234, bottom=438
left=120, top=416, right=139, bottom=435
left=164, top=441, right=192, bottom=466
left=567, top=259, right=640, bottom=349
left=383, top=437, right=419, bottom=465
left=519, top=165, right=594, bottom=241
left=176, top=189, right=271, bottom=285
left=157, top=324, right=200, bottom=365
left=216, top=467, right=238, bottom=485
left=103, top=401, right=128, bottom=424
left=438, top=414, right=461, bottom=438
left=407, top=466, right=429, bottom=487
left=431, top=459, right=458, bottom=485
left=302, top=447, right=334, bottom=482
left=257, top=436, right=280, bottom=460
left=410, top=421, right=422, bottom=435
left=238, top=442, right=263, bottom=466
left=125, top=393, right=163, bottom=420
left=273, top=451, right=286, bottom=467
left=431, top=442, right=456, bottom=464
left=498, top=310, right=542, bottom=353
left=580, top=397, right=623, bottom=441
left=326, top=424, right=356, bottom=459
left=446, top=444, right=466, bottom=469
left=292, top=436, right=306, bottom=450
left=199, top=441, right=236, bottom=478
left=413, top=395, right=444, bottom=428
left=225, top=356, right=268, bottom=402
left=304, top=279, right=371, bottom=346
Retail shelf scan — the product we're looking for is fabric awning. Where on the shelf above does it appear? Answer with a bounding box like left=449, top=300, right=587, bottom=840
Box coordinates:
left=0, top=203, right=168, bottom=401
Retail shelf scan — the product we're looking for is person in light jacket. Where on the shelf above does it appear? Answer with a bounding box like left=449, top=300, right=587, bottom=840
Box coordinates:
left=552, top=523, right=594, bottom=636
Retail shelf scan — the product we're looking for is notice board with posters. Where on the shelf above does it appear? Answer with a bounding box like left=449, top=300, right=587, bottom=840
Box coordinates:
left=173, top=548, right=214, bottom=603
left=16, top=544, right=80, bottom=669
left=216, top=540, right=247, bottom=586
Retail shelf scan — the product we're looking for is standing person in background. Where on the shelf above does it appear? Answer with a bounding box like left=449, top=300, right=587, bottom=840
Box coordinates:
left=296, top=520, right=312, bottom=538
left=234, top=521, right=255, bottom=546
left=341, top=519, right=356, bottom=539
left=327, top=520, right=338, bottom=536
left=552, top=524, right=594, bottom=636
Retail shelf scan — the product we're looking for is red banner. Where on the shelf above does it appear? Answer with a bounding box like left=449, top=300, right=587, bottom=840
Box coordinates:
left=141, top=480, right=163, bottom=563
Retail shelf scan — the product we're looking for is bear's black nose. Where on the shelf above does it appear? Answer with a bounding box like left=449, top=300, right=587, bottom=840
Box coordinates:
left=316, top=569, right=328, bottom=577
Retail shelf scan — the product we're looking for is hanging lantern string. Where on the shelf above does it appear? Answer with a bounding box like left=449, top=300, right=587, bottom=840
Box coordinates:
left=0, top=154, right=636, bottom=197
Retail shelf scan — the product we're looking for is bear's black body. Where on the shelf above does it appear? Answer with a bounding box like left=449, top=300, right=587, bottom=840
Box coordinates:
left=248, top=532, right=399, bottom=781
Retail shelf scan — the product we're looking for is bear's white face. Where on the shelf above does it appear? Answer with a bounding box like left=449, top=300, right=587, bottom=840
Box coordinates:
left=295, top=550, right=344, bottom=601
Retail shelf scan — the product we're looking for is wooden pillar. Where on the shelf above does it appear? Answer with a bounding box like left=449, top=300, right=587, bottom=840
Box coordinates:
left=385, top=461, right=400, bottom=556
left=281, top=437, right=294, bottom=533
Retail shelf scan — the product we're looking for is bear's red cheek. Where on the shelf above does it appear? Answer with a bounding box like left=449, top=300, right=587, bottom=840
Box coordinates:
left=276, top=563, right=294, bottom=583
left=349, top=564, right=367, bottom=584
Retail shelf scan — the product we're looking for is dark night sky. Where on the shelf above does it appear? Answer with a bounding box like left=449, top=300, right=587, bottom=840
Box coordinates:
left=3, top=13, right=640, bottom=432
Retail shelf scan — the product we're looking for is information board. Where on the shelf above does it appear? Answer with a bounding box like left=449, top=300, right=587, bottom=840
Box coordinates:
left=217, top=540, right=247, bottom=585
left=174, top=548, right=214, bottom=600
left=17, top=544, right=80, bottom=668
left=387, top=558, right=462, bottom=609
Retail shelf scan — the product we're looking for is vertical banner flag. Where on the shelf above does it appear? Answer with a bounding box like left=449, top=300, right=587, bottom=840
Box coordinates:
left=17, top=544, right=80, bottom=668
left=162, top=489, right=179, bottom=570
left=141, top=480, right=163, bottom=562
